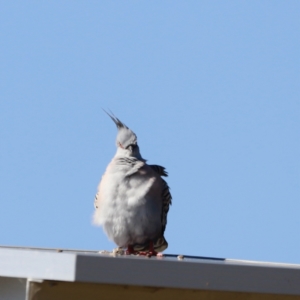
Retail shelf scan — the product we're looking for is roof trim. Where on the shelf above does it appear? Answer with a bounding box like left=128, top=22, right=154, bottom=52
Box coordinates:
left=1, top=246, right=300, bottom=295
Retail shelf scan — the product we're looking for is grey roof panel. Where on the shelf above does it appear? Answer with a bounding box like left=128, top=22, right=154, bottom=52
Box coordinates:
left=0, top=247, right=76, bottom=281
left=1, top=246, right=300, bottom=296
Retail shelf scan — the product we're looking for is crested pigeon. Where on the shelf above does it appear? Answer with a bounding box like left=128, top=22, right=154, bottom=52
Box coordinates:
left=93, top=112, right=172, bottom=255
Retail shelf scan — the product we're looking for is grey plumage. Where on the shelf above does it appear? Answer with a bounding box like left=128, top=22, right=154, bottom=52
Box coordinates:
left=149, top=165, right=168, bottom=177
left=93, top=112, right=172, bottom=253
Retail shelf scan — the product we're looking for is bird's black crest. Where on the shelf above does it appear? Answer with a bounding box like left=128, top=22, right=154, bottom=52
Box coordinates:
left=102, top=109, right=128, bottom=129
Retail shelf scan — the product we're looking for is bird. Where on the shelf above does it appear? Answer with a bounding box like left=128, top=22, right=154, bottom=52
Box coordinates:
left=93, top=111, right=172, bottom=256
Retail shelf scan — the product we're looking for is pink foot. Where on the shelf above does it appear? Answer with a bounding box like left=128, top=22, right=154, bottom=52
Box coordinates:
left=126, top=245, right=137, bottom=255
left=138, top=241, right=157, bottom=257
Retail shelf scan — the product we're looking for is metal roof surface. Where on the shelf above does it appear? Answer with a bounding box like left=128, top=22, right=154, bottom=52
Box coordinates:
left=1, top=246, right=300, bottom=296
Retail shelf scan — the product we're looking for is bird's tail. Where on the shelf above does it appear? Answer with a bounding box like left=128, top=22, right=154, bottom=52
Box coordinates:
left=133, top=236, right=168, bottom=253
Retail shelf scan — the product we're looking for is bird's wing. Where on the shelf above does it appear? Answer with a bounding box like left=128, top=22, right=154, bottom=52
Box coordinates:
left=147, top=164, right=172, bottom=234
left=149, top=164, right=168, bottom=177
left=133, top=168, right=172, bottom=252
left=117, top=157, right=145, bottom=176
left=93, top=164, right=114, bottom=225
left=160, top=177, right=172, bottom=234
left=94, top=193, right=98, bottom=209
left=93, top=181, right=102, bottom=225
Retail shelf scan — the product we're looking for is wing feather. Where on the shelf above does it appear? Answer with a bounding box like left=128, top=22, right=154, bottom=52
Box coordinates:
left=160, top=178, right=172, bottom=234
left=149, top=164, right=168, bottom=177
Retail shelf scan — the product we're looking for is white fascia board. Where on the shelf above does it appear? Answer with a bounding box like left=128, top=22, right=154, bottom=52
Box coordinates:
left=1, top=247, right=300, bottom=295
left=74, top=253, right=300, bottom=295
left=0, top=248, right=76, bottom=281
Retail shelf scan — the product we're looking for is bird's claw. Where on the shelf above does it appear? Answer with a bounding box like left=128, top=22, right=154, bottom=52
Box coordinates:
left=137, top=250, right=157, bottom=257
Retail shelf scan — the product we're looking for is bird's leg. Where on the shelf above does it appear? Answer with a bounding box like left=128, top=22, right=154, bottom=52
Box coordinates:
left=138, top=241, right=157, bottom=257
left=126, top=245, right=137, bottom=255
left=148, top=240, right=157, bottom=256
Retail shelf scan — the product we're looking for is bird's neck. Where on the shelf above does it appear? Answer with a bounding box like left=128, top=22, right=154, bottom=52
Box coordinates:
left=115, top=148, right=144, bottom=161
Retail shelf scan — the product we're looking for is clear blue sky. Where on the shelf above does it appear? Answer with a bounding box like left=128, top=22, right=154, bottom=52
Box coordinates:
left=0, top=1, right=299, bottom=264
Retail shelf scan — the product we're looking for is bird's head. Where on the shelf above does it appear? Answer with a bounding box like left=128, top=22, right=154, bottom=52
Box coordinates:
left=104, top=111, right=142, bottom=159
